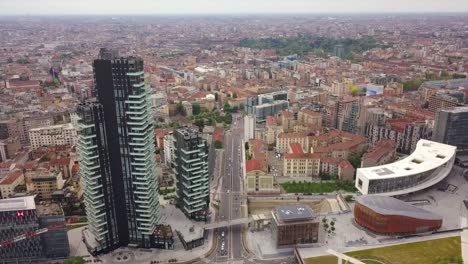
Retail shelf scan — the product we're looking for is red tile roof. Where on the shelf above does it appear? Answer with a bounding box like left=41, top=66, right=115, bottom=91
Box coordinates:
left=72, top=164, right=79, bottom=173
left=300, top=109, right=321, bottom=117
left=266, top=116, right=278, bottom=126
left=289, top=143, right=303, bottom=154
left=281, top=111, right=294, bottom=119
left=0, top=170, right=23, bottom=185
left=284, top=153, right=320, bottom=160
left=245, top=160, right=265, bottom=173
left=362, top=139, right=396, bottom=162
left=339, top=159, right=354, bottom=169
left=278, top=132, right=308, bottom=139
left=50, top=157, right=71, bottom=166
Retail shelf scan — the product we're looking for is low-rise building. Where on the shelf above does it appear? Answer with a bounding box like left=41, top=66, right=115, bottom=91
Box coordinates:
left=0, top=136, right=21, bottom=162
left=297, top=109, right=322, bottom=126
left=320, top=157, right=355, bottom=181
left=0, top=170, right=24, bottom=199
left=428, top=94, right=460, bottom=113
left=276, top=132, right=309, bottom=153
left=29, top=123, right=77, bottom=150
left=245, top=159, right=275, bottom=193
left=265, top=116, right=282, bottom=145
left=354, top=195, right=442, bottom=234
left=361, top=139, right=396, bottom=168
left=283, top=143, right=320, bottom=178
left=271, top=205, right=319, bottom=247
left=26, top=168, right=64, bottom=200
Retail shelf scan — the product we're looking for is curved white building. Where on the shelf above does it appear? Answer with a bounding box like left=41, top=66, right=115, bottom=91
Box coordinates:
left=356, top=139, right=456, bottom=196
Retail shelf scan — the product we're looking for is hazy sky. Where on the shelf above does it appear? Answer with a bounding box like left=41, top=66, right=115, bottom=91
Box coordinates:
left=1, top=0, right=468, bottom=15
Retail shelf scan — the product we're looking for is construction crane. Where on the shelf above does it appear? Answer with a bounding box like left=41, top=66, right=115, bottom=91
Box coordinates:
left=0, top=222, right=66, bottom=248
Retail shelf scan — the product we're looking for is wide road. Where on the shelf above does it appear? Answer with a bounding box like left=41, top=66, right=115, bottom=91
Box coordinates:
left=215, top=113, right=245, bottom=261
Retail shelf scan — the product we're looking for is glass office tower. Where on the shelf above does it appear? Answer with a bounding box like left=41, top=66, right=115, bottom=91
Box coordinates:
left=77, top=49, right=159, bottom=253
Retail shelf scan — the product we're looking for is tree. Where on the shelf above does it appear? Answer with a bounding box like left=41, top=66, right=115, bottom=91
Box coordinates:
left=350, top=85, right=359, bottom=96
left=192, top=104, right=201, bottom=116
left=214, top=93, right=219, bottom=101
left=214, top=140, right=223, bottom=149
left=402, top=79, right=424, bottom=91
left=209, top=118, right=216, bottom=126
left=347, top=152, right=362, bottom=169
left=344, top=195, right=354, bottom=202
left=19, top=74, right=29, bottom=81
left=16, top=57, right=29, bottom=64
left=175, top=102, right=186, bottom=116
left=194, top=119, right=205, bottom=131
left=7, top=58, right=13, bottom=63
left=223, top=102, right=232, bottom=113
left=245, top=142, right=249, bottom=150
left=441, top=70, right=450, bottom=78
left=233, top=92, right=238, bottom=98
left=224, top=113, right=232, bottom=124
left=453, top=73, right=467, bottom=79
left=239, top=103, right=245, bottom=111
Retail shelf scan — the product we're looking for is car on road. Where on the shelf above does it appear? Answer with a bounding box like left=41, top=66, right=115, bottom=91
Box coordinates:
left=221, top=231, right=225, bottom=237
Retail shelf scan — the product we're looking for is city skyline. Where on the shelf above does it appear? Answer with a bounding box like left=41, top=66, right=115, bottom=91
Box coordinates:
left=1, top=0, right=468, bottom=15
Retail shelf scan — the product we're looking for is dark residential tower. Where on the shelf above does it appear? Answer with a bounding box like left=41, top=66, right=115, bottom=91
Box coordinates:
left=77, top=49, right=160, bottom=253
left=173, top=126, right=210, bottom=221
left=433, top=106, right=468, bottom=152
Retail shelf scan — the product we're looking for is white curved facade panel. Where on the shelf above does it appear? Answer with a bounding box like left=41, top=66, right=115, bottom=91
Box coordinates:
left=356, top=139, right=456, bottom=196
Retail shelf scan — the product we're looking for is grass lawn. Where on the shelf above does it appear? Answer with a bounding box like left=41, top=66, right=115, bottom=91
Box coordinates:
left=305, top=255, right=337, bottom=264
left=304, top=236, right=462, bottom=264
left=281, top=180, right=356, bottom=193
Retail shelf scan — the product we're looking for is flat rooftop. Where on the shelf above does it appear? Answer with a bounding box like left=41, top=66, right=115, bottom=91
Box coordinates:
left=358, top=140, right=457, bottom=180
left=275, top=205, right=314, bottom=223
left=36, top=202, right=63, bottom=216
left=0, top=195, right=36, bottom=212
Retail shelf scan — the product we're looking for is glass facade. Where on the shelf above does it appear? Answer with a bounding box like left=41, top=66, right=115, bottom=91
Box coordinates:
left=77, top=49, right=160, bottom=252
left=173, top=127, right=210, bottom=221
left=0, top=209, right=45, bottom=263
left=433, top=108, right=468, bottom=152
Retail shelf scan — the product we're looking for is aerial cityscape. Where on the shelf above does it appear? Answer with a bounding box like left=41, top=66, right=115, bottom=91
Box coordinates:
left=0, top=1, right=468, bottom=264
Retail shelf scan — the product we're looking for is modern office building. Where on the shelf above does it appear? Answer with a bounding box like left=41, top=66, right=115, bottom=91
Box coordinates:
left=173, top=126, right=210, bottom=221
left=366, top=83, right=384, bottom=96
left=333, top=44, right=345, bottom=58
left=271, top=205, right=319, bottom=247
left=77, top=49, right=160, bottom=253
left=0, top=196, right=45, bottom=263
left=0, top=196, right=69, bottom=263
left=354, top=195, right=442, bottom=234
left=36, top=202, right=70, bottom=259
left=29, top=123, right=77, bottom=150
left=356, top=139, right=456, bottom=196
left=246, top=91, right=289, bottom=122
left=433, top=107, right=468, bottom=152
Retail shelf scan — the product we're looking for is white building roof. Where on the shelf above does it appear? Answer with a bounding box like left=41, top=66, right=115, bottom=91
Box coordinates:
left=29, top=123, right=74, bottom=132
left=358, top=140, right=456, bottom=180
left=0, top=195, right=36, bottom=212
